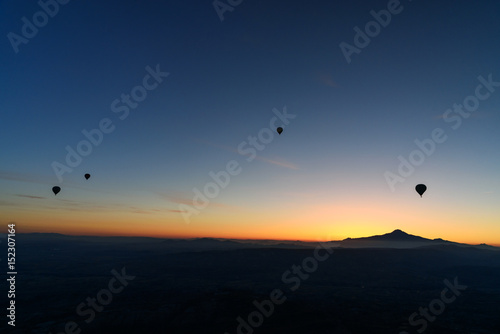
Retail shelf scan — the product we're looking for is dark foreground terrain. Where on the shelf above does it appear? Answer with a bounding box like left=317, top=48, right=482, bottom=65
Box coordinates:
left=2, top=233, right=500, bottom=334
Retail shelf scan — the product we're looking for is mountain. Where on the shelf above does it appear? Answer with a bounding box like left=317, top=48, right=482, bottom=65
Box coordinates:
left=6, top=230, right=498, bottom=252
left=355, top=229, right=429, bottom=241
left=337, top=229, right=498, bottom=250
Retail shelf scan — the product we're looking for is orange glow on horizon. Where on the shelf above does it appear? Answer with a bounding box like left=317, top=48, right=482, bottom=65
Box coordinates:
left=10, top=219, right=500, bottom=247
left=3, top=193, right=499, bottom=247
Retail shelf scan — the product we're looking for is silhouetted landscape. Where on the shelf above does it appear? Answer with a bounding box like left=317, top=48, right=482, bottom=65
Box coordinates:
left=2, top=2, right=500, bottom=333
left=2, top=230, right=499, bottom=333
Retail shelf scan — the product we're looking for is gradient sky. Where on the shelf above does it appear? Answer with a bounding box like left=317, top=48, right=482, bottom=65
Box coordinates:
left=1, top=0, right=499, bottom=245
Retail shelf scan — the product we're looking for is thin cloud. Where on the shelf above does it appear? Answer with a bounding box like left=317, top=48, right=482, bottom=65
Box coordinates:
left=316, top=71, right=338, bottom=88
left=157, top=192, right=193, bottom=206
left=131, top=210, right=152, bottom=214
left=15, top=194, right=45, bottom=199
left=0, top=200, right=19, bottom=207
left=0, top=171, right=48, bottom=185
left=254, top=156, right=299, bottom=170
left=128, top=206, right=163, bottom=214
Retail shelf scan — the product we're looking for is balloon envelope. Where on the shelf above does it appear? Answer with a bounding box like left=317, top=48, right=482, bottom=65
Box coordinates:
left=277, top=127, right=283, bottom=135
left=52, top=186, right=61, bottom=195
left=415, top=184, right=427, bottom=197
left=84, top=173, right=91, bottom=180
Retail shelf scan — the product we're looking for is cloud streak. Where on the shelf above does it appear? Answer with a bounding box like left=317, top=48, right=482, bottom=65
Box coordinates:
left=15, top=194, right=45, bottom=199
left=254, top=156, right=299, bottom=170
left=316, top=71, right=338, bottom=88
left=0, top=171, right=48, bottom=185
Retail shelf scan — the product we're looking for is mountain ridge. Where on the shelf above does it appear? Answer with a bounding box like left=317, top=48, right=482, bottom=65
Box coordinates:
left=342, top=229, right=432, bottom=242
left=4, top=230, right=499, bottom=250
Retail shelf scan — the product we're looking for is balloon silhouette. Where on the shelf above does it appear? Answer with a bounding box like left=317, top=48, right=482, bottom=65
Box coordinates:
left=277, top=127, right=283, bottom=135
left=52, top=186, right=61, bottom=195
left=84, top=173, right=91, bottom=180
left=415, top=184, right=427, bottom=197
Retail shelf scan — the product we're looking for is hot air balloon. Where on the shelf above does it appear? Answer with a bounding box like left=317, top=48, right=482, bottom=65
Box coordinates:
left=84, top=173, right=91, bottom=180
left=52, top=186, right=61, bottom=195
left=415, top=184, right=427, bottom=197
left=277, top=127, right=283, bottom=135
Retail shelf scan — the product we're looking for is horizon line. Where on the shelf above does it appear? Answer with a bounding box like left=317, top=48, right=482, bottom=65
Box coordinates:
left=5, top=231, right=499, bottom=247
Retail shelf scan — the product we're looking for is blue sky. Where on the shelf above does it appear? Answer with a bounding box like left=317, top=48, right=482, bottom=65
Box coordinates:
left=1, top=0, right=499, bottom=243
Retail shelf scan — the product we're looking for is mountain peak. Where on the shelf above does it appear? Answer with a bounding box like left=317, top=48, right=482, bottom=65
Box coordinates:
left=341, top=229, right=430, bottom=243
left=379, top=229, right=427, bottom=241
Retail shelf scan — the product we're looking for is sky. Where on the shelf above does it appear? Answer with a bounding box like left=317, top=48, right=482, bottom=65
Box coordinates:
left=1, top=0, right=499, bottom=245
